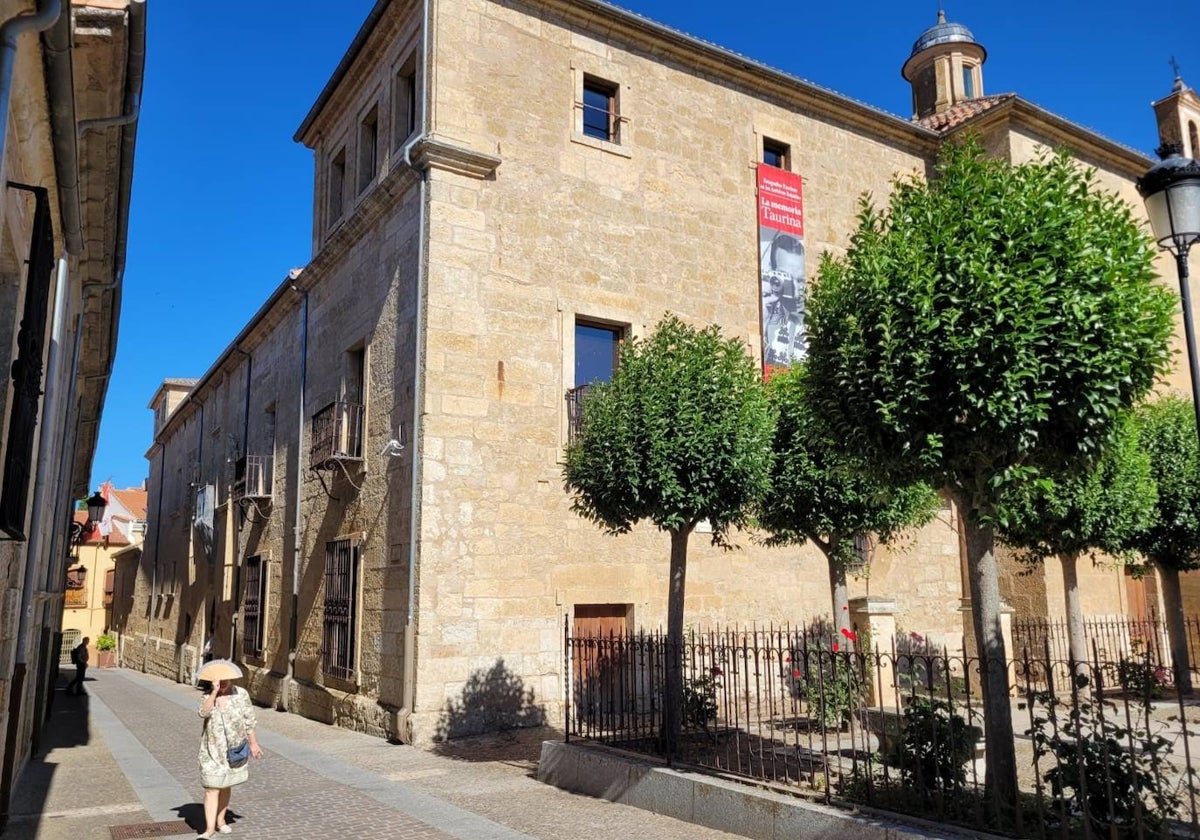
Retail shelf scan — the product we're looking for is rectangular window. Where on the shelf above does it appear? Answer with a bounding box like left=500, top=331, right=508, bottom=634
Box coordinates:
left=242, top=555, right=267, bottom=657
left=328, top=148, right=346, bottom=223
left=103, top=568, right=115, bottom=607
left=65, top=566, right=87, bottom=608
left=392, top=59, right=417, bottom=150
left=763, top=138, right=790, bottom=170
left=322, top=537, right=359, bottom=681
left=568, top=321, right=623, bottom=443
left=574, top=322, right=621, bottom=387
left=962, top=66, right=975, bottom=99
left=581, top=76, right=619, bottom=143
left=358, top=107, right=379, bottom=193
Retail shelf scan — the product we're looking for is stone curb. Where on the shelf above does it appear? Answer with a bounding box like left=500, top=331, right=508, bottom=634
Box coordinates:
left=538, top=740, right=1011, bottom=840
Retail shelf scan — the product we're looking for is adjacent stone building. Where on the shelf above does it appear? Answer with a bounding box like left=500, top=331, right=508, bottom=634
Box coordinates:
left=122, top=0, right=1197, bottom=744
left=0, top=0, right=143, bottom=825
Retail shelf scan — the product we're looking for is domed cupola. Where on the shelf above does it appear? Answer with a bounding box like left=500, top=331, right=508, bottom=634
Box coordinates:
left=901, top=9, right=987, bottom=120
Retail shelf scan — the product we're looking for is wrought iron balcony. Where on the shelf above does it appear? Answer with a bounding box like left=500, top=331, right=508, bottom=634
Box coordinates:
left=231, top=454, right=272, bottom=500
left=310, top=401, right=365, bottom=469
left=565, top=385, right=591, bottom=444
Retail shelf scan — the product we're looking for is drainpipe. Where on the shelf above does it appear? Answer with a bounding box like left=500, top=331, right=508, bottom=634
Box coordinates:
left=0, top=0, right=60, bottom=236
left=45, top=310, right=84, bottom=594
left=42, top=0, right=80, bottom=255
left=0, top=251, right=67, bottom=829
left=229, top=346, right=252, bottom=660
left=145, top=444, right=165, bottom=673
left=283, top=285, right=308, bottom=713
left=394, top=0, right=434, bottom=744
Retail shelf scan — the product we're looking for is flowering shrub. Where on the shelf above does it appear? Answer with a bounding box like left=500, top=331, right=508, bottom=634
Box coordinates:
left=683, top=667, right=721, bottom=736
left=1027, top=683, right=1181, bottom=836
left=1106, top=653, right=1168, bottom=699
left=792, top=642, right=864, bottom=728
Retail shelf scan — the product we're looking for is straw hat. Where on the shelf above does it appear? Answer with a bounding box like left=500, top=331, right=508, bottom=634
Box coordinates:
left=197, top=659, right=244, bottom=681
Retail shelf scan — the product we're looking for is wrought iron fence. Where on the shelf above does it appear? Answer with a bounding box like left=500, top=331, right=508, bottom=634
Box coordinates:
left=565, top=622, right=1199, bottom=839
left=1013, top=616, right=1200, bottom=690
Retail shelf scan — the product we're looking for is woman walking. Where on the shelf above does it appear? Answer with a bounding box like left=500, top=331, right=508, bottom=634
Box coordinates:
left=196, top=666, right=262, bottom=838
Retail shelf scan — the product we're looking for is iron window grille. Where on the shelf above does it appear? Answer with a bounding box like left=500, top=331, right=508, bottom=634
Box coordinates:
left=322, top=537, right=359, bottom=681
left=242, top=555, right=266, bottom=657
left=310, top=401, right=365, bottom=469
left=231, top=454, right=272, bottom=500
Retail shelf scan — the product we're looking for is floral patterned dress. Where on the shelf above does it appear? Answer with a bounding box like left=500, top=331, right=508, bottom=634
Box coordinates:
left=198, top=686, right=256, bottom=789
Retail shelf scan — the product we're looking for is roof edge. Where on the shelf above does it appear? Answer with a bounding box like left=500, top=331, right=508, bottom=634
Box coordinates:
left=294, top=0, right=393, bottom=143
left=294, top=0, right=939, bottom=151
left=941, top=95, right=1154, bottom=177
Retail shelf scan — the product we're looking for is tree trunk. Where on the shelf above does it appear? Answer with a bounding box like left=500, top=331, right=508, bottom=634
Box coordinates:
left=663, top=528, right=690, bottom=754
left=1156, top=561, right=1193, bottom=694
left=960, top=508, right=1018, bottom=813
left=1060, top=551, right=1089, bottom=671
left=826, top=544, right=852, bottom=651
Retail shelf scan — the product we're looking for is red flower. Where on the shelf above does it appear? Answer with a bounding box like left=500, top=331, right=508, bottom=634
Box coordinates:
left=832, top=642, right=840, bottom=652
left=792, top=669, right=801, bottom=678
left=842, top=605, right=848, bottom=611
left=840, top=628, right=857, bottom=642
left=784, top=656, right=791, bottom=663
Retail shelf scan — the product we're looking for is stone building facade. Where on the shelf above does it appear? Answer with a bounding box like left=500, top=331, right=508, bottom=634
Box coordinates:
left=0, top=0, right=143, bottom=825
left=122, top=0, right=1197, bottom=744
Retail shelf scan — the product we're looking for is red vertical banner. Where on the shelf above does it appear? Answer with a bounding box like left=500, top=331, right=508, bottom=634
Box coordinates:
left=756, top=166, right=807, bottom=376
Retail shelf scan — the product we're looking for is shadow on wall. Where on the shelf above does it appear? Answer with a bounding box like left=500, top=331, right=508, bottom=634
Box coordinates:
left=433, top=658, right=545, bottom=746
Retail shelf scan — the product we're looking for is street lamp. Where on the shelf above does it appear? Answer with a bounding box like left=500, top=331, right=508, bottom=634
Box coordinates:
left=85, top=489, right=107, bottom=528
left=1137, top=142, right=1200, bottom=442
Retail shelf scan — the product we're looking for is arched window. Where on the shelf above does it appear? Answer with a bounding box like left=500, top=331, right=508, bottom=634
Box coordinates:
left=1189, top=120, right=1199, bottom=159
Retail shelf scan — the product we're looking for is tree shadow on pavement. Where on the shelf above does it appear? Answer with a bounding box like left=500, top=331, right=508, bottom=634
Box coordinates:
left=431, top=659, right=561, bottom=765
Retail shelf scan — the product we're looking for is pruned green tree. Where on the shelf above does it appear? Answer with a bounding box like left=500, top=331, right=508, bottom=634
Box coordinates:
left=1127, top=395, right=1200, bottom=692
left=806, top=140, right=1175, bottom=810
left=756, top=363, right=939, bottom=646
left=563, top=314, right=774, bottom=751
left=997, top=411, right=1157, bottom=668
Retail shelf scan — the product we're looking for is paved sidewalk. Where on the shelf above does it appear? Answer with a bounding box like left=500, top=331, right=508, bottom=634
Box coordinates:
left=8, top=669, right=746, bottom=840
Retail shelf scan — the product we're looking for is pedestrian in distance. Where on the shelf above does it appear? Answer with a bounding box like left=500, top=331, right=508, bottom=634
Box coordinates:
left=67, top=637, right=89, bottom=695
left=196, top=676, right=263, bottom=838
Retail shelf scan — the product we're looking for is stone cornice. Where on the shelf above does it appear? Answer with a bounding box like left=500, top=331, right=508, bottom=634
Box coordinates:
left=408, top=135, right=502, bottom=178
left=527, top=0, right=941, bottom=155
left=942, top=97, right=1154, bottom=180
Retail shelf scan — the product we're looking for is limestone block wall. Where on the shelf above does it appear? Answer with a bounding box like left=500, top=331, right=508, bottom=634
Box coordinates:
left=406, top=0, right=951, bottom=739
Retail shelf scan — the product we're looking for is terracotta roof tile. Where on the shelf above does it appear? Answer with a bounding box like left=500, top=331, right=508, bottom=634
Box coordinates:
left=916, top=93, right=1015, bottom=132
left=111, top=487, right=148, bottom=520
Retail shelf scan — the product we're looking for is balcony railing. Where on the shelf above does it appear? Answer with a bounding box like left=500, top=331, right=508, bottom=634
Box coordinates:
left=310, top=401, right=364, bottom=469
left=565, top=385, right=590, bottom=444
left=64, top=587, right=87, bottom=609
left=232, top=454, right=272, bottom=500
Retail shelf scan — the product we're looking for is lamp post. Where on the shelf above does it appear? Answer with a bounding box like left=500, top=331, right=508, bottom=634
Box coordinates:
left=1138, top=142, right=1200, bottom=436
left=1137, top=141, right=1200, bottom=694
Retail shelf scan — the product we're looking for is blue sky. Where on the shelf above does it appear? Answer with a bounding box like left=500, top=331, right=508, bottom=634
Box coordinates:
left=90, top=0, right=1199, bottom=490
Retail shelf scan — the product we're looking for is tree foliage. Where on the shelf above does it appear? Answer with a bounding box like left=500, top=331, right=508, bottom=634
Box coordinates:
left=756, top=364, right=937, bottom=638
left=806, top=138, right=1174, bottom=810
left=563, top=314, right=774, bottom=751
left=998, top=411, right=1156, bottom=563
left=1129, top=396, right=1200, bottom=572
left=563, top=314, right=774, bottom=543
left=809, top=141, right=1174, bottom=508
left=757, top=364, right=937, bottom=563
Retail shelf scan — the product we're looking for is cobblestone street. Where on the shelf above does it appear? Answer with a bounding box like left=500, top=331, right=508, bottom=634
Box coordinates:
left=6, top=669, right=746, bottom=840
